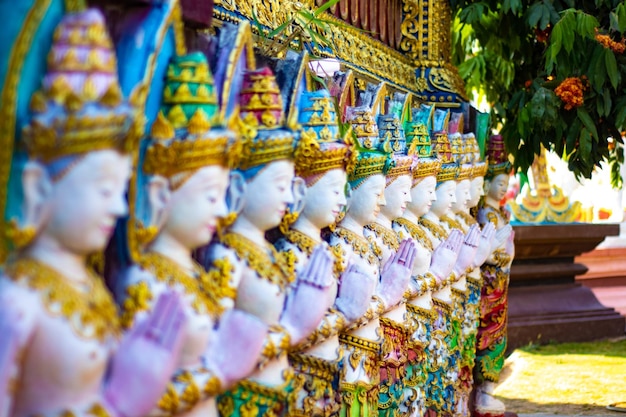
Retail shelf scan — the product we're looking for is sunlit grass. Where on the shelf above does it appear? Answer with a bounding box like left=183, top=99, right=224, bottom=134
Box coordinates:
left=493, top=338, right=626, bottom=414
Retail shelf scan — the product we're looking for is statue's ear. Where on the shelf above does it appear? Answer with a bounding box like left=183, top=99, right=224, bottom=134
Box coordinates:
left=483, top=179, right=491, bottom=195
left=147, top=175, right=171, bottom=229
left=22, top=161, right=52, bottom=230
left=291, top=177, right=307, bottom=215
left=226, top=171, right=247, bottom=214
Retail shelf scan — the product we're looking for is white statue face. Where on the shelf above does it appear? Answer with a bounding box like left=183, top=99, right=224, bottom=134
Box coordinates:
left=451, top=179, right=471, bottom=213
left=162, top=165, right=229, bottom=250
left=301, top=168, right=348, bottom=229
left=380, top=174, right=412, bottom=221
left=485, top=173, right=510, bottom=203
left=37, top=150, right=131, bottom=256
left=241, top=160, right=295, bottom=232
left=468, top=176, right=484, bottom=208
left=346, top=174, right=385, bottom=226
left=408, top=176, right=437, bottom=218
left=431, top=180, right=457, bottom=217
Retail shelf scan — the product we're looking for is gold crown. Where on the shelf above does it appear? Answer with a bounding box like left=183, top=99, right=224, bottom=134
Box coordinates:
left=22, top=9, right=140, bottom=163
left=348, top=152, right=387, bottom=184
left=143, top=110, right=237, bottom=177
left=413, top=158, right=442, bottom=180
left=436, top=163, right=460, bottom=183
left=237, top=132, right=295, bottom=171
left=165, top=60, right=215, bottom=84
left=351, top=112, right=379, bottom=149
left=295, top=129, right=354, bottom=178
left=472, top=161, right=488, bottom=178
left=456, top=164, right=473, bottom=181
left=385, top=155, right=414, bottom=180
left=163, top=83, right=218, bottom=105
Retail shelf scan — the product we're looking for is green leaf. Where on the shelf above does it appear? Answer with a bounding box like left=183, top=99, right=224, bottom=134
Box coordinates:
left=615, top=104, right=626, bottom=130
left=604, top=48, right=620, bottom=90
left=576, top=12, right=599, bottom=38
left=314, top=0, right=341, bottom=17
left=267, top=19, right=292, bottom=37
left=566, top=118, right=582, bottom=155
left=579, top=127, right=592, bottom=160
left=577, top=107, right=599, bottom=142
left=527, top=2, right=546, bottom=27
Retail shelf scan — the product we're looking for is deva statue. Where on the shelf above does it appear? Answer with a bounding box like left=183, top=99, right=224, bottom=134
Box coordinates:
left=115, top=51, right=270, bottom=417
left=0, top=8, right=186, bottom=416
left=473, top=135, right=515, bottom=417
left=204, top=63, right=335, bottom=417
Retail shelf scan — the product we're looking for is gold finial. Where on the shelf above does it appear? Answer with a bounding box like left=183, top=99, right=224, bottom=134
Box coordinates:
left=187, top=109, right=211, bottom=135
left=151, top=112, right=175, bottom=141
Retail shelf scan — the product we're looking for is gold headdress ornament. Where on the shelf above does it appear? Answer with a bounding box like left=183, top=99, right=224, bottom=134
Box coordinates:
left=294, top=90, right=356, bottom=179
left=143, top=53, right=239, bottom=180
left=235, top=67, right=296, bottom=171
left=405, top=104, right=441, bottom=181
left=433, top=132, right=459, bottom=183
left=22, top=9, right=141, bottom=163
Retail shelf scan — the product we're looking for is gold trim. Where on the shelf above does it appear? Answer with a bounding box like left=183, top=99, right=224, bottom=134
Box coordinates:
left=0, top=0, right=52, bottom=263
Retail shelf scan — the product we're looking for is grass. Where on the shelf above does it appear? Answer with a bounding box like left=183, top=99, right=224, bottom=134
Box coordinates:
left=493, top=338, right=626, bottom=415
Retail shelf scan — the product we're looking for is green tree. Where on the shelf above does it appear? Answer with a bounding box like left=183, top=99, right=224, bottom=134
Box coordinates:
left=451, top=0, right=626, bottom=187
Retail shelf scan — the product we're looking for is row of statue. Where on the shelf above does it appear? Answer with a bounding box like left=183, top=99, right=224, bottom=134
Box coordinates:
left=0, top=6, right=515, bottom=417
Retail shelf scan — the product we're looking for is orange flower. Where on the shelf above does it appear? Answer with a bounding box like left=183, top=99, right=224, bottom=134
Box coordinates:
left=595, top=33, right=626, bottom=54
left=554, top=77, right=586, bottom=110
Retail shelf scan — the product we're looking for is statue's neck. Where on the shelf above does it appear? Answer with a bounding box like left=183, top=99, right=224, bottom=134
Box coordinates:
left=149, top=232, right=195, bottom=273
left=338, top=215, right=365, bottom=238
left=422, top=211, right=440, bottom=222
left=229, top=216, right=268, bottom=247
left=484, top=196, right=500, bottom=210
left=374, top=212, right=393, bottom=229
left=25, top=235, right=89, bottom=283
left=291, top=216, right=322, bottom=243
left=401, top=209, right=419, bottom=224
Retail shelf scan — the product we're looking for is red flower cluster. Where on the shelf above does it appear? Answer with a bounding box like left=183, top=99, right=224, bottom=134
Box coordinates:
left=554, top=77, right=586, bottom=110
left=596, top=33, right=626, bottom=54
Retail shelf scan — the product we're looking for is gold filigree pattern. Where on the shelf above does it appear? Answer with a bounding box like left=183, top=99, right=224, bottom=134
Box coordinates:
left=419, top=217, right=448, bottom=242
left=338, top=333, right=381, bottom=380
left=364, top=222, right=400, bottom=252
left=137, top=252, right=221, bottom=319
left=6, top=258, right=120, bottom=342
left=334, top=227, right=380, bottom=266
left=440, top=215, right=463, bottom=232
left=220, top=232, right=294, bottom=290
left=457, top=211, right=478, bottom=227
left=393, top=218, right=433, bottom=251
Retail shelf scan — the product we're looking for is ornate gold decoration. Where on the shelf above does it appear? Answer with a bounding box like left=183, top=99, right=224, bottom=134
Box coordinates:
left=338, top=333, right=380, bottom=380
left=419, top=217, right=448, bottom=242
left=436, top=163, right=459, bottom=183
left=135, top=223, right=159, bottom=247
left=143, top=111, right=236, bottom=178
left=6, top=257, right=120, bottom=342
left=120, top=280, right=153, bottom=329
left=294, top=129, right=354, bottom=179
left=5, top=219, right=36, bottom=250
left=365, top=222, right=400, bottom=252
left=334, top=227, right=380, bottom=266
left=440, top=215, right=463, bottom=231
left=457, top=211, right=478, bottom=227
left=136, top=252, right=221, bottom=319
left=220, top=232, right=293, bottom=290
left=472, top=161, right=488, bottom=178
left=347, top=152, right=387, bottom=186
left=213, top=6, right=424, bottom=94
left=237, top=133, right=295, bottom=171
left=393, top=218, right=433, bottom=251
left=278, top=209, right=300, bottom=235
left=413, top=157, right=442, bottom=180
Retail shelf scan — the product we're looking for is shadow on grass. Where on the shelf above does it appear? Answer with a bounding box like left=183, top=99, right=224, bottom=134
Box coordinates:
left=500, top=397, right=623, bottom=416
left=515, top=337, right=626, bottom=359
